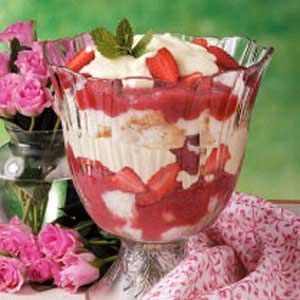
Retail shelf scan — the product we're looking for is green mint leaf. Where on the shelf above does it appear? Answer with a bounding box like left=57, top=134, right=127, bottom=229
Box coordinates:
left=116, top=18, right=133, bottom=49
left=91, top=27, right=125, bottom=59
left=132, top=31, right=153, bottom=58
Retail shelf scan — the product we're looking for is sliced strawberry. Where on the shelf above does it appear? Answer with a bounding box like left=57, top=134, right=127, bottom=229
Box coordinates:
left=191, top=38, right=208, bottom=48
left=148, top=163, right=180, bottom=198
left=111, top=167, right=146, bottom=193
left=209, top=82, right=238, bottom=121
left=81, top=72, right=92, bottom=78
left=136, top=191, right=161, bottom=207
left=146, top=47, right=179, bottom=83
left=180, top=72, right=203, bottom=86
left=66, top=49, right=95, bottom=72
left=207, top=46, right=239, bottom=70
left=205, top=144, right=231, bottom=174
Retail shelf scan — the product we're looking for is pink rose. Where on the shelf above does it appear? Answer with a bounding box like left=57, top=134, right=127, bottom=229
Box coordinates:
left=0, top=257, right=25, bottom=293
left=56, top=252, right=100, bottom=293
left=15, top=42, right=49, bottom=81
left=0, top=21, right=35, bottom=46
left=0, top=216, right=33, bottom=256
left=13, top=76, right=52, bottom=116
left=0, top=52, right=9, bottom=77
left=0, top=73, right=21, bottom=117
left=38, top=224, right=82, bottom=259
left=28, top=258, right=61, bottom=284
left=19, top=237, right=43, bottom=264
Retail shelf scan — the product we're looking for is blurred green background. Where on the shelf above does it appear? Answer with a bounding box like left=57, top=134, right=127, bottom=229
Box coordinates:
left=0, top=0, right=299, bottom=199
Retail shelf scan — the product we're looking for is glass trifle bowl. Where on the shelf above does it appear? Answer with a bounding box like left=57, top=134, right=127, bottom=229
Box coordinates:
left=43, top=32, right=273, bottom=299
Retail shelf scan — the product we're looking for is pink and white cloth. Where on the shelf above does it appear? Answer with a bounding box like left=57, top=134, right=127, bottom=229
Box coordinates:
left=143, top=192, right=300, bottom=300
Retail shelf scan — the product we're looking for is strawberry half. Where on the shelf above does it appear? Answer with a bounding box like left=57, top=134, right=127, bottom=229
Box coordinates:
left=111, top=167, right=146, bottom=193
left=136, top=191, right=161, bottom=207
left=66, top=49, right=95, bottom=72
left=209, top=82, right=238, bottom=121
left=207, top=46, right=239, bottom=70
left=205, top=144, right=231, bottom=174
left=136, top=163, right=180, bottom=207
left=148, top=163, right=180, bottom=197
left=180, top=72, right=203, bottom=87
left=192, top=38, right=208, bottom=48
left=146, top=47, right=179, bottom=83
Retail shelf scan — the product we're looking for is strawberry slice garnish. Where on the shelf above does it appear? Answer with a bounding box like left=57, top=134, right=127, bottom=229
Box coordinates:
left=66, top=49, right=95, bottom=72
left=192, top=38, right=208, bottom=48
left=205, top=144, right=231, bottom=174
left=180, top=72, right=203, bottom=87
left=146, top=47, right=179, bottom=83
left=207, top=46, right=239, bottom=70
left=111, top=167, right=146, bottom=193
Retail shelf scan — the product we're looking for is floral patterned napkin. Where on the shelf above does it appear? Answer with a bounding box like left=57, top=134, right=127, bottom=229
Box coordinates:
left=143, top=192, right=300, bottom=300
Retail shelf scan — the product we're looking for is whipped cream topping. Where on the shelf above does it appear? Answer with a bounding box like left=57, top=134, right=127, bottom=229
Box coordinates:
left=81, top=33, right=218, bottom=84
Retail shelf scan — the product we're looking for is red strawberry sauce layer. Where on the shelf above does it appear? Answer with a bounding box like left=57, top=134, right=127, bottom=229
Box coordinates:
left=75, top=78, right=238, bottom=122
left=67, top=145, right=237, bottom=241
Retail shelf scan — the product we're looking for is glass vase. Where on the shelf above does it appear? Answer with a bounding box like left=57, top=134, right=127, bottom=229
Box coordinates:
left=0, top=122, right=70, bottom=233
left=44, top=33, right=273, bottom=299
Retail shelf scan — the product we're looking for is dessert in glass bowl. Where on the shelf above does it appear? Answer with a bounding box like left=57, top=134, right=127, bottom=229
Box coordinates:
left=43, top=19, right=273, bottom=300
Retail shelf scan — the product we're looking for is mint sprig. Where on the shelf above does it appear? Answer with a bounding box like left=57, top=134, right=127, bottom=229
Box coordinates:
left=91, top=28, right=124, bottom=59
left=91, top=18, right=152, bottom=59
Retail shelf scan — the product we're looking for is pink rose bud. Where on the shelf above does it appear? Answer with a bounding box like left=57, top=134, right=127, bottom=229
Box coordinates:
left=0, top=257, right=25, bottom=293
left=28, top=258, right=61, bottom=284
left=0, top=21, right=35, bottom=46
left=38, top=224, right=82, bottom=259
left=9, top=216, right=32, bottom=234
left=0, top=73, right=21, bottom=117
left=19, top=236, right=43, bottom=265
left=56, top=252, right=100, bottom=293
left=0, top=216, right=33, bottom=256
left=0, top=52, right=9, bottom=77
left=13, top=76, right=53, bottom=117
left=15, top=42, right=49, bottom=82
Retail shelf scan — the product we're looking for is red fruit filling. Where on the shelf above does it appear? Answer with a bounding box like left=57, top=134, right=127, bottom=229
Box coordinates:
left=67, top=141, right=237, bottom=241
left=75, top=79, right=238, bottom=122
left=64, top=45, right=243, bottom=241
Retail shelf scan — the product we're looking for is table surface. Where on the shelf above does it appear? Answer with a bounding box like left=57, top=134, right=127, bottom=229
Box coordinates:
left=1, top=199, right=299, bottom=300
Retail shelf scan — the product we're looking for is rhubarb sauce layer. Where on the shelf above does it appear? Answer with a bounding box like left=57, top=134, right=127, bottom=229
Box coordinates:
left=73, top=79, right=238, bottom=123
left=67, top=144, right=238, bottom=241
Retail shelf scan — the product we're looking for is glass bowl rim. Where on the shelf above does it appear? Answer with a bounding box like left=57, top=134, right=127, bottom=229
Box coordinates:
left=43, top=32, right=274, bottom=83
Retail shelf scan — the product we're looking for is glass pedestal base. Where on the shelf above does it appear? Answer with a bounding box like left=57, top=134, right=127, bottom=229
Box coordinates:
left=87, top=239, right=188, bottom=300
